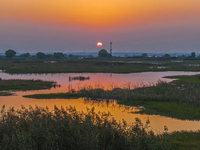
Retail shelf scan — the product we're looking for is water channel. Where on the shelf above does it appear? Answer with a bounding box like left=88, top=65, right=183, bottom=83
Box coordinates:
left=1, top=71, right=200, bottom=134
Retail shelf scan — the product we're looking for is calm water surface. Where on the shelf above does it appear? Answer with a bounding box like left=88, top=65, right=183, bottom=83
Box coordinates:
left=1, top=71, right=200, bottom=133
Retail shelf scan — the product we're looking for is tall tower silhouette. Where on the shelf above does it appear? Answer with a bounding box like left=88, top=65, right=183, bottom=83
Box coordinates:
left=110, top=41, right=112, bottom=54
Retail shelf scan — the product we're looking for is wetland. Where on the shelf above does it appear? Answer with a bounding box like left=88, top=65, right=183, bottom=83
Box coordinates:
left=1, top=71, right=200, bottom=131
left=1, top=58, right=200, bottom=149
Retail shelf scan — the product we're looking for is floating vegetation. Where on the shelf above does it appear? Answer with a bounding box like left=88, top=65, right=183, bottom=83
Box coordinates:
left=69, top=76, right=90, bottom=82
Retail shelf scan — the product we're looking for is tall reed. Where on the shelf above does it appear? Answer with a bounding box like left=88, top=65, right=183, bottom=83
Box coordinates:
left=0, top=105, right=167, bottom=150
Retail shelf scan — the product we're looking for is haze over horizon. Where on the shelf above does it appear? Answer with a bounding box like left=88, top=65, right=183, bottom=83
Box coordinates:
left=0, top=0, right=200, bottom=53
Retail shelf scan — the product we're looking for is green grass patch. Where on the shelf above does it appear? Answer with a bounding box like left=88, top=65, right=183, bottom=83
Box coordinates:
left=0, top=79, right=56, bottom=91
left=119, top=101, right=200, bottom=120
left=23, top=92, right=86, bottom=99
left=164, top=74, right=200, bottom=85
left=167, top=131, right=200, bottom=150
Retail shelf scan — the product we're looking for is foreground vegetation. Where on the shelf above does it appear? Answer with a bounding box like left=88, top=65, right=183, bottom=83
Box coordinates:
left=1, top=105, right=200, bottom=150
left=0, top=105, right=162, bottom=150
left=0, top=79, right=56, bottom=91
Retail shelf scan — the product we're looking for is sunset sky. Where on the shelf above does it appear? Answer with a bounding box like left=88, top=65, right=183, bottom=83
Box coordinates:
left=0, top=0, right=200, bottom=53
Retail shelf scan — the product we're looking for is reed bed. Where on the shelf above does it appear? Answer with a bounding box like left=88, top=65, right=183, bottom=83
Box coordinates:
left=74, top=80, right=200, bottom=120
left=0, top=105, right=168, bottom=150
left=78, top=80, right=200, bottom=107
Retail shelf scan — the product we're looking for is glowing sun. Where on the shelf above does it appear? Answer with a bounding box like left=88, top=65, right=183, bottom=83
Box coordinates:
left=97, top=42, right=102, bottom=47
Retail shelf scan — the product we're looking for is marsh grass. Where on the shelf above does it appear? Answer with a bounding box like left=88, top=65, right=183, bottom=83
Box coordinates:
left=2, top=58, right=200, bottom=73
left=164, top=74, right=200, bottom=85
left=0, top=79, right=57, bottom=91
left=119, top=101, right=200, bottom=120
left=167, top=131, right=200, bottom=150
left=0, top=105, right=166, bottom=150
left=78, top=81, right=178, bottom=102
left=76, top=76, right=200, bottom=105
left=78, top=80, right=200, bottom=120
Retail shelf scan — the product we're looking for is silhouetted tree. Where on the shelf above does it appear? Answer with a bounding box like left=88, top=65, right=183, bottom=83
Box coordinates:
left=69, top=54, right=73, bottom=58
left=178, top=55, right=186, bottom=59
left=98, top=49, right=111, bottom=57
left=5, top=49, right=16, bottom=58
left=191, top=52, right=196, bottom=57
left=36, top=52, right=46, bottom=59
left=54, top=52, right=64, bottom=58
left=142, top=53, right=148, bottom=57
left=164, top=54, right=170, bottom=58
left=20, top=53, right=30, bottom=58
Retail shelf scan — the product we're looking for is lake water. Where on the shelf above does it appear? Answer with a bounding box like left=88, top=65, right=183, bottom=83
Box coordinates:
left=1, top=71, right=200, bottom=134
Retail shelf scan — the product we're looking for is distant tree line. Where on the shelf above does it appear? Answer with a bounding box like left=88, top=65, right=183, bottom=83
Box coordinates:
left=20, top=53, right=30, bottom=58
left=2, top=49, right=200, bottom=60
left=125, top=52, right=200, bottom=60
left=36, top=52, right=65, bottom=59
left=3, top=49, right=68, bottom=59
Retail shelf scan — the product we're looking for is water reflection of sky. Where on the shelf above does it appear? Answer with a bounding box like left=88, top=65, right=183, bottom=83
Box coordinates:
left=1, top=71, right=199, bottom=91
left=1, top=71, right=200, bottom=133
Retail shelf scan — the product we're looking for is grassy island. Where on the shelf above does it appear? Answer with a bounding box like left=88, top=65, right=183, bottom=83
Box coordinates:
left=0, top=79, right=57, bottom=92
left=23, top=93, right=85, bottom=99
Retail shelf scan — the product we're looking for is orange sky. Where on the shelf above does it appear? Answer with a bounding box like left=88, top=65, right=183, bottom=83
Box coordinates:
left=1, top=0, right=200, bottom=28
left=0, top=0, right=200, bottom=53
